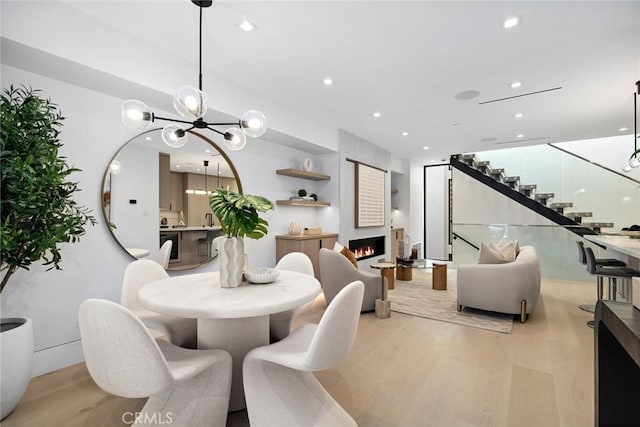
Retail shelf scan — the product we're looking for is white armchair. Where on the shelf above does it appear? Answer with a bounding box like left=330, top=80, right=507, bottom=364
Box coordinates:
left=456, top=245, right=541, bottom=322
left=318, top=248, right=382, bottom=312
left=79, top=299, right=232, bottom=426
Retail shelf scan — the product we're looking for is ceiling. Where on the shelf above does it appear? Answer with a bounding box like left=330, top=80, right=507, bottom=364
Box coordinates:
left=4, top=1, right=640, bottom=162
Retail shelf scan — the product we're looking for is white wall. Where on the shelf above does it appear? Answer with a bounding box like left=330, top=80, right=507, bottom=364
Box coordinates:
left=338, top=130, right=391, bottom=270
left=110, top=144, right=160, bottom=260
left=0, top=60, right=340, bottom=375
left=556, top=134, right=640, bottom=180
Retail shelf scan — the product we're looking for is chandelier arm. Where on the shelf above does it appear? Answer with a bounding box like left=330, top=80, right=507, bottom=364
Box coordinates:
left=209, top=122, right=241, bottom=127
left=207, top=126, right=226, bottom=136
left=152, top=115, right=195, bottom=125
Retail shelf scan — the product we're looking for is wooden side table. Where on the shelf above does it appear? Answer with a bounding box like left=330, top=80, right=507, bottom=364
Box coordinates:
left=371, top=262, right=395, bottom=318
left=396, top=265, right=412, bottom=281
left=432, top=263, right=447, bottom=290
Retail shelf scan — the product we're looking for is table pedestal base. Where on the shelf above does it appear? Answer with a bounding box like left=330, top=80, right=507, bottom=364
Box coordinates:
left=375, top=298, right=391, bottom=318
left=198, top=316, right=269, bottom=411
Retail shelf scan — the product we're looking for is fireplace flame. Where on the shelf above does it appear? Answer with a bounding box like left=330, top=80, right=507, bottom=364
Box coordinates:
left=354, top=245, right=375, bottom=259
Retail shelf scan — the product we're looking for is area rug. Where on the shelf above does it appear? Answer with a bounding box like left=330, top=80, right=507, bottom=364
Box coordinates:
left=388, top=270, right=514, bottom=334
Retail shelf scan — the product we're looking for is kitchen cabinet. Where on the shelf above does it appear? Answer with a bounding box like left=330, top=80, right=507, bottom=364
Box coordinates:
left=185, top=174, right=239, bottom=227
left=170, top=172, right=184, bottom=212
left=276, top=234, right=338, bottom=280
left=159, top=153, right=171, bottom=210
left=391, top=228, right=404, bottom=260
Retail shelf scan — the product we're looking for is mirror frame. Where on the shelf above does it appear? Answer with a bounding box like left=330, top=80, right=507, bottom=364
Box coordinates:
left=101, top=128, right=243, bottom=269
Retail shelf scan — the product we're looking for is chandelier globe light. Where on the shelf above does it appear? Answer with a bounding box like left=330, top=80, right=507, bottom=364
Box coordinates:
left=121, top=0, right=266, bottom=151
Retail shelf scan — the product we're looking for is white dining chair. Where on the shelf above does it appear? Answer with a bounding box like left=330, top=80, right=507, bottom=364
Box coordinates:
left=157, top=240, right=172, bottom=270
left=121, top=259, right=197, bottom=348
left=270, top=252, right=315, bottom=342
left=79, top=299, right=232, bottom=427
left=243, top=280, right=364, bottom=427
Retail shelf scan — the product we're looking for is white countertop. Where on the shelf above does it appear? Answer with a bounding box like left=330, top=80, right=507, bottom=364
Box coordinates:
left=584, top=235, right=640, bottom=260
left=159, top=226, right=222, bottom=232
left=138, top=270, right=320, bottom=319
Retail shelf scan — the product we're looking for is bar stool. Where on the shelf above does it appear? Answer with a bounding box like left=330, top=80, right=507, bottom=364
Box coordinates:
left=584, top=247, right=640, bottom=328
left=576, top=241, right=626, bottom=313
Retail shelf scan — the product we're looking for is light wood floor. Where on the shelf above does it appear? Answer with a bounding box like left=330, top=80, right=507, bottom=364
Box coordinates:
left=3, top=273, right=596, bottom=427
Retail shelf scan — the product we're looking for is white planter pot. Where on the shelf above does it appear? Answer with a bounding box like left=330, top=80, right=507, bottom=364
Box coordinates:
left=1, top=317, right=33, bottom=420
left=218, top=237, right=244, bottom=288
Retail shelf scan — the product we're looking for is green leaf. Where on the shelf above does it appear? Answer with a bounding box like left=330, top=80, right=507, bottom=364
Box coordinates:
left=208, top=187, right=273, bottom=239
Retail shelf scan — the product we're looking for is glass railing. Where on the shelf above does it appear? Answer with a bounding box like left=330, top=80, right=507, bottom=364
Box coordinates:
left=451, top=223, right=616, bottom=282
left=466, top=144, right=640, bottom=232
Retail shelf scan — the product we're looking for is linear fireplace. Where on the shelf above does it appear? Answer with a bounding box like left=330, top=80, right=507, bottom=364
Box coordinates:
left=349, top=236, right=385, bottom=261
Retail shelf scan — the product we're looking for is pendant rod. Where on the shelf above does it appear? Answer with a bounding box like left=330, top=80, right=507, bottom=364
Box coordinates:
left=198, top=5, right=203, bottom=91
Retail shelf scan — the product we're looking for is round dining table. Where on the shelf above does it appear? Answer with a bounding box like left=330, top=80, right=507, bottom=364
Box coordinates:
left=138, top=270, right=321, bottom=411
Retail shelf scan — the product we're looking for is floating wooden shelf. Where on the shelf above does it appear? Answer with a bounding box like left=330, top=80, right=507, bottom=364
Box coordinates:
left=276, top=200, right=331, bottom=207
left=276, top=169, right=330, bottom=181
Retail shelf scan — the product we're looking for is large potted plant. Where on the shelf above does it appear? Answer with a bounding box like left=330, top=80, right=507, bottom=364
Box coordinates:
left=209, top=187, right=273, bottom=287
left=0, top=85, right=95, bottom=419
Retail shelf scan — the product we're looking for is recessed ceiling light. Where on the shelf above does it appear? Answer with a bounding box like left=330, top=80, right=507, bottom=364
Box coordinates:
left=372, top=112, right=381, bottom=118
left=145, top=136, right=152, bottom=141
left=238, top=20, right=256, bottom=32
left=516, top=133, right=524, bottom=138
left=510, top=81, right=523, bottom=89
left=430, top=160, right=436, bottom=163
left=619, top=127, right=629, bottom=132
left=452, top=123, right=460, bottom=127
left=176, top=165, right=181, bottom=168
left=503, top=16, right=520, bottom=29
left=322, top=77, right=333, bottom=86
left=402, top=132, right=409, bottom=137
left=204, top=149, right=211, bottom=153
left=513, top=112, right=523, bottom=118
left=423, top=146, right=430, bottom=150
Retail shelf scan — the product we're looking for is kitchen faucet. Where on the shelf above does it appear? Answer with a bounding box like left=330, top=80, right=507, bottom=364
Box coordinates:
left=205, top=212, right=213, bottom=227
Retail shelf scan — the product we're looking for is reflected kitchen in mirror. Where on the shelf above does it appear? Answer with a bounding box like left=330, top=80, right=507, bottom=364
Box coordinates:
left=102, top=128, right=242, bottom=270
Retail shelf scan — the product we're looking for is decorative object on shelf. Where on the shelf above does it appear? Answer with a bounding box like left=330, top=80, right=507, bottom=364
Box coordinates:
left=209, top=188, right=273, bottom=287
left=302, top=157, right=313, bottom=172
left=297, top=189, right=307, bottom=197
left=121, top=0, right=266, bottom=151
left=622, top=81, right=639, bottom=172
left=288, top=221, right=302, bottom=235
left=1, top=85, right=96, bottom=419
left=310, top=193, right=318, bottom=201
left=244, top=267, right=280, bottom=284
left=303, top=226, right=323, bottom=235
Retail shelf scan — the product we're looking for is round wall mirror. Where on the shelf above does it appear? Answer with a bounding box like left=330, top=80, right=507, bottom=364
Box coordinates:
left=102, top=128, right=242, bottom=270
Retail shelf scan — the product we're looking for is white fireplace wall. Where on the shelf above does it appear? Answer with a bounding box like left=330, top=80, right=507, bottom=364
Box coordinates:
left=338, top=130, right=392, bottom=270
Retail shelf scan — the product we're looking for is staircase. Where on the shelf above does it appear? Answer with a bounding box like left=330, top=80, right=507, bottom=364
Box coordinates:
left=452, top=154, right=614, bottom=235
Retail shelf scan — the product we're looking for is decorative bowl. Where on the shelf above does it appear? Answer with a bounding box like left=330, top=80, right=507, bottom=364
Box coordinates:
left=245, top=267, right=280, bottom=284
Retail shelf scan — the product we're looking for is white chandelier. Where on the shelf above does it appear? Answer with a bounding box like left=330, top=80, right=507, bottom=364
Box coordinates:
left=121, top=0, right=266, bottom=151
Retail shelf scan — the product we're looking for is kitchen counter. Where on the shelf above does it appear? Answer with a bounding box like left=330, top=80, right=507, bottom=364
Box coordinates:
left=160, top=226, right=222, bottom=232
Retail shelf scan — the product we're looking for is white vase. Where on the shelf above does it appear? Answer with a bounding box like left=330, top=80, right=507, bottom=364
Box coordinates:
left=1, top=317, right=33, bottom=420
left=218, top=237, right=244, bottom=288
left=288, top=221, right=302, bottom=235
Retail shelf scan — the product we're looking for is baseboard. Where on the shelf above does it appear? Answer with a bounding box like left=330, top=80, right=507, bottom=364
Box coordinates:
left=32, top=339, right=84, bottom=377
